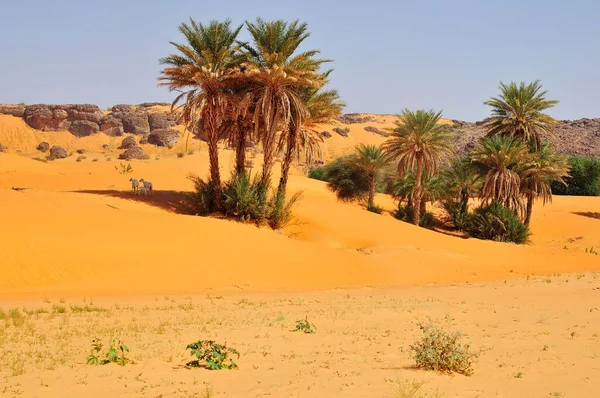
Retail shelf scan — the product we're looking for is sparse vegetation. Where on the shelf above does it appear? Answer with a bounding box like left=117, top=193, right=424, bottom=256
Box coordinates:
left=87, top=338, right=130, bottom=366
left=410, top=321, right=479, bottom=376
left=466, top=201, right=530, bottom=244
left=115, top=163, right=133, bottom=175
left=294, top=317, right=316, bottom=334
left=177, top=152, right=185, bottom=158
left=185, top=340, right=240, bottom=370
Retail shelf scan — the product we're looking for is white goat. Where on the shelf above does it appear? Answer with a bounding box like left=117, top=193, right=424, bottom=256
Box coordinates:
left=139, top=179, right=153, bottom=196
left=129, top=177, right=139, bottom=194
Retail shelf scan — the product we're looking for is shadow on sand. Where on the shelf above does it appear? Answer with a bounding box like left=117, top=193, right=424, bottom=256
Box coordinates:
left=573, top=211, right=600, bottom=220
left=75, top=189, right=195, bottom=215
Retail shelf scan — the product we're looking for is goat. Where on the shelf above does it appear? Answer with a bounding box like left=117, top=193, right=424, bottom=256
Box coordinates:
left=139, top=179, right=153, bottom=196
left=129, top=177, right=139, bottom=194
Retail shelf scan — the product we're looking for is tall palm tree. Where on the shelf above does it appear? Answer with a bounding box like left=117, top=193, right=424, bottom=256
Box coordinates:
left=484, top=80, right=558, bottom=151
left=352, top=144, right=387, bottom=209
left=441, top=156, right=482, bottom=214
left=390, top=174, right=446, bottom=216
left=277, top=74, right=344, bottom=195
left=520, top=144, right=570, bottom=225
left=471, top=135, right=529, bottom=213
left=383, top=109, right=452, bottom=225
left=243, top=18, right=327, bottom=188
left=159, top=19, right=244, bottom=210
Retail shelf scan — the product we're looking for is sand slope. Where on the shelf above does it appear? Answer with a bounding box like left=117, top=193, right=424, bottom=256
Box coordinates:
left=0, top=147, right=598, bottom=297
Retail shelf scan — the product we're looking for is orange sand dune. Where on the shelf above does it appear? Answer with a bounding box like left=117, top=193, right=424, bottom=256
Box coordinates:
left=1, top=147, right=598, bottom=298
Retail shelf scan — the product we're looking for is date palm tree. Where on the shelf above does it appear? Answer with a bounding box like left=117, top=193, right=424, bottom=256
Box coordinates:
left=471, top=135, right=529, bottom=214
left=243, top=18, right=327, bottom=189
left=277, top=75, right=344, bottom=196
left=383, top=109, right=452, bottom=225
left=520, top=144, right=570, bottom=225
left=159, top=19, right=244, bottom=210
left=484, top=80, right=558, bottom=151
left=352, top=144, right=387, bottom=209
left=441, top=156, right=482, bottom=214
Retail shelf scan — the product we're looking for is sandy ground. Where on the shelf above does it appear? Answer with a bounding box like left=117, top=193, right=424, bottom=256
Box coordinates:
left=1, top=113, right=600, bottom=396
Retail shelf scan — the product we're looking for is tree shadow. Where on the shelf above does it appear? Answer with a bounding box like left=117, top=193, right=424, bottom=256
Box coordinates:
left=573, top=212, right=600, bottom=220
left=75, top=189, right=195, bottom=215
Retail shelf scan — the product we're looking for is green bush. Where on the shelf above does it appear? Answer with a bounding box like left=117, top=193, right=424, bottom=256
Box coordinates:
left=186, top=340, right=239, bottom=370
left=308, top=166, right=327, bottom=181
left=324, top=157, right=370, bottom=202
left=294, top=317, right=316, bottom=334
left=410, top=321, right=478, bottom=376
left=395, top=203, right=435, bottom=228
left=223, top=173, right=269, bottom=224
left=366, top=202, right=383, bottom=214
left=187, top=175, right=218, bottom=215
left=442, top=200, right=469, bottom=231
left=87, top=338, right=130, bottom=366
left=551, top=156, right=600, bottom=196
left=466, top=202, right=530, bottom=244
left=268, top=190, right=302, bottom=229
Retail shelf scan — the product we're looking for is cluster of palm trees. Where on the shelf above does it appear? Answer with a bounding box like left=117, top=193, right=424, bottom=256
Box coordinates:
left=345, top=80, right=570, bottom=232
left=159, top=18, right=343, bottom=212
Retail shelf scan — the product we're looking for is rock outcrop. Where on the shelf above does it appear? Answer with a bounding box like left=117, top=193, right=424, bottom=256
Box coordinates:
left=115, top=111, right=151, bottom=135
left=0, top=105, right=25, bottom=117
left=69, top=120, right=100, bottom=137
left=148, top=112, right=176, bottom=131
left=333, top=127, right=349, bottom=137
left=338, top=114, right=374, bottom=124
left=99, top=116, right=124, bottom=136
left=118, top=146, right=146, bottom=160
left=321, top=131, right=332, bottom=139
left=364, top=126, right=389, bottom=137
left=48, top=146, right=68, bottom=160
left=23, top=104, right=104, bottom=132
left=147, top=128, right=180, bottom=147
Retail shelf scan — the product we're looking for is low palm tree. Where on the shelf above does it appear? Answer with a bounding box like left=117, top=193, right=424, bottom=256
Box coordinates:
left=159, top=19, right=244, bottom=210
left=278, top=76, right=344, bottom=196
left=484, top=80, right=558, bottom=151
left=383, top=109, right=452, bottom=225
left=520, top=144, right=570, bottom=225
left=243, top=18, right=327, bottom=189
left=352, top=144, right=387, bottom=209
left=471, top=135, right=529, bottom=214
left=389, top=173, right=446, bottom=216
left=441, top=156, right=482, bottom=214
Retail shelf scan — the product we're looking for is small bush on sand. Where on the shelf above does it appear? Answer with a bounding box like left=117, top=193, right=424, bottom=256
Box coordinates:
left=466, top=202, right=530, bottom=244
left=186, top=340, right=239, bottom=370
left=410, top=322, right=478, bottom=376
left=268, top=190, right=302, bottom=229
left=87, top=338, right=130, bottom=366
left=395, top=204, right=435, bottom=228
left=551, top=156, right=600, bottom=196
left=188, top=175, right=218, bottom=216
left=324, top=157, right=370, bottom=202
left=442, top=200, right=469, bottom=231
left=223, top=173, right=269, bottom=224
left=294, top=317, right=316, bottom=334
left=308, top=166, right=327, bottom=181
left=367, top=202, right=383, bottom=214
left=76, top=155, right=87, bottom=162
left=177, top=152, right=185, bottom=158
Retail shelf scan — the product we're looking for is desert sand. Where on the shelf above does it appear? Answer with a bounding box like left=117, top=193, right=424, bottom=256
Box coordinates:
left=1, top=113, right=599, bottom=397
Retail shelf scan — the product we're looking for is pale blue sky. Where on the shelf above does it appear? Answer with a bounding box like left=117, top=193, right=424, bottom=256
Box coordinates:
left=1, top=0, right=598, bottom=121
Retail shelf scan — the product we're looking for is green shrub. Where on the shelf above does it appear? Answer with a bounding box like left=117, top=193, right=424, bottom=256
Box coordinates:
left=308, top=166, right=327, bottom=181
left=410, top=322, right=478, bottom=376
left=442, top=200, right=469, bottom=230
left=395, top=203, right=435, bottom=228
left=222, top=173, right=268, bottom=224
left=186, top=340, right=239, bottom=370
left=294, top=317, right=316, bottom=334
left=187, top=175, right=218, bottom=216
left=268, top=190, right=302, bottom=229
left=87, top=338, right=130, bottom=366
left=466, top=202, right=530, bottom=244
left=324, top=157, right=370, bottom=202
left=367, top=202, right=383, bottom=214
left=551, top=156, right=600, bottom=196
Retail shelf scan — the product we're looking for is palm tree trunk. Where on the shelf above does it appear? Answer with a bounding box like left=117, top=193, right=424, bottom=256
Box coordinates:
left=367, top=171, right=375, bottom=208
left=235, top=123, right=247, bottom=176
left=413, top=159, right=423, bottom=226
left=207, top=123, right=222, bottom=211
left=460, top=189, right=469, bottom=214
left=261, top=106, right=279, bottom=189
left=277, top=127, right=297, bottom=197
left=524, top=192, right=534, bottom=226
left=420, top=197, right=427, bottom=217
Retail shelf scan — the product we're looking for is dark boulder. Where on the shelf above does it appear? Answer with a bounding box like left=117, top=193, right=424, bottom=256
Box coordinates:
left=69, top=120, right=100, bottom=137
left=320, top=131, right=332, bottom=139
left=119, top=136, right=137, bottom=149
left=48, top=146, right=68, bottom=160
left=37, top=142, right=50, bottom=152
left=76, top=149, right=86, bottom=154
left=117, top=111, right=150, bottom=135
left=0, top=144, right=7, bottom=153
left=118, top=146, right=146, bottom=160
left=139, top=136, right=148, bottom=144
left=102, top=144, right=110, bottom=150
left=364, top=126, right=389, bottom=137
left=23, top=104, right=103, bottom=132
left=147, top=128, right=180, bottom=148
left=148, top=112, right=175, bottom=131
left=333, top=127, right=349, bottom=137
left=99, top=116, right=124, bottom=136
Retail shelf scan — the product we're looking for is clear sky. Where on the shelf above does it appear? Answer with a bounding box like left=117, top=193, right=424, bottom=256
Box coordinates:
left=1, top=0, right=598, bottom=121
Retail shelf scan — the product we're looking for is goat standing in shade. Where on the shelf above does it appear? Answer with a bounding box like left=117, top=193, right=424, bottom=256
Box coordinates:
left=139, top=179, right=153, bottom=196
left=129, top=177, right=139, bottom=194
